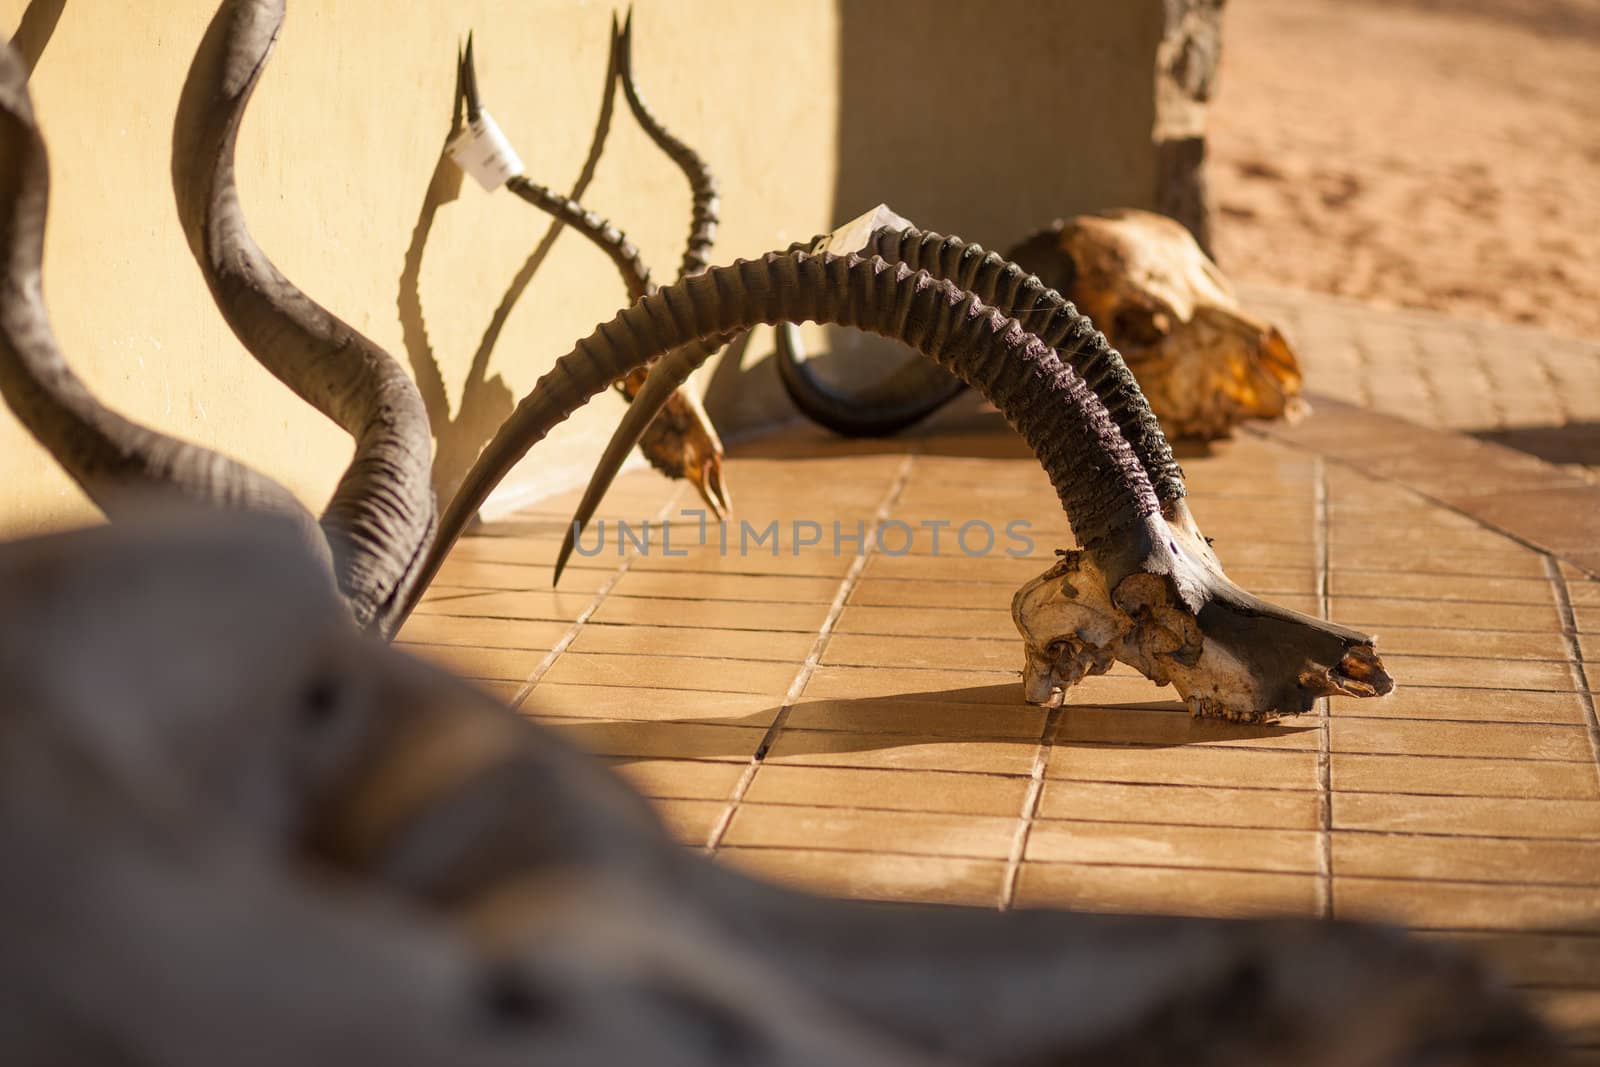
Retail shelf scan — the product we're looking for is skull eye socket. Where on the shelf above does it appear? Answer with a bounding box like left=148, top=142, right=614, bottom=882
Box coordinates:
left=300, top=673, right=343, bottom=730
left=1112, top=305, right=1168, bottom=347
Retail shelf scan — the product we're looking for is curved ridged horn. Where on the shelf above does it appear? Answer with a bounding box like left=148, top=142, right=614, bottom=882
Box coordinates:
left=413, top=252, right=1156, bottom=600
left=505, top=176, right=731, bottom=512
left=787, top=225, right=1186, bottom=503
left=557, top=222, right=1190, bottom=581
left=0, top=45, right=322, bottom=549
left=409, top=250, right=1390, bottom=720
left=505, top=177, right=653, bottom=303
left=173, top=0, right=436, bottom=636
left=773, top=321, right=966, bottom=437
left=0, top=516, right=1531, bottom=1062
left=615, top=7, right=719, bottom=279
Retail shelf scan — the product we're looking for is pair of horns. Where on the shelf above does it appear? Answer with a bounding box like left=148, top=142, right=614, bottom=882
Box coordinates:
left=1, top=0, right=435, bottom=636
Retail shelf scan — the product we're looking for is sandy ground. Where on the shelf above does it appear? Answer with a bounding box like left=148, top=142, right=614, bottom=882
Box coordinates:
left=1210, top=0, right=1600, bottom=339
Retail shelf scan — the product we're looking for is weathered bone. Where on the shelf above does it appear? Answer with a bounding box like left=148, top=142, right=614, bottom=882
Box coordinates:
left=404, top=244, right=1389, bottom=721
left=1007, top=208, right=1307, bottom=440
left=173, top=0, right=437, bottom=635
left=1013, top=544, right=1387, bottom=719
left=461, top=32, right=730, bottom=518
left=0, top=514, right=1549, bottom=1064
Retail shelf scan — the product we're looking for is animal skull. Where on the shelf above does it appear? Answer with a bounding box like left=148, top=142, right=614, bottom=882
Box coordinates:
left=1013, top=505, right=1392, bottom=722
left=426, top=200, right=1391, bottom=722
left=1010, top=208, right=1307, bottom=440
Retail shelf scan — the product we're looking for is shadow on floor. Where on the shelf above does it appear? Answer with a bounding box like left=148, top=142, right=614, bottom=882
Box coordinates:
left=1474, top=422, right=1600, bottom=471
left=726, top=396, right=1025, bottom=461
left=542, top=678, right=1316, bottom=765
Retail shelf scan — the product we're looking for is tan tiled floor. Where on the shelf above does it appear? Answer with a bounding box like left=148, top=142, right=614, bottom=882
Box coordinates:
left=400, top=411, right=1600, bottom=1051
left=1246, top=283, right=1600, bottom=481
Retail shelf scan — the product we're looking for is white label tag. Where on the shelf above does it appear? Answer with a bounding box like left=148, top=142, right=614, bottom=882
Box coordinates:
left=813, top=204, right=915, bottom=255
left=447, top=109, right=525, bottom=192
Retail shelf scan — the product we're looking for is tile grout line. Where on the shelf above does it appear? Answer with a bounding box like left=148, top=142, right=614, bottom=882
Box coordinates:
left=703, top=452, right=921, bottom=855
left=1251, top=428, right=1600, bottom=584
left=1543, top=556, right=1600, bottom=768
left=999, top=706, right=1060, bottom=911
left=1314, top=455, right=1335, bottom=920
left=699, top=844, right=1600, bottom=892
left=421, top=593, right=1567, bottom=628
left=687, top=802, right=1600, bottom=846
left=507, top=486, right=688, bottom=710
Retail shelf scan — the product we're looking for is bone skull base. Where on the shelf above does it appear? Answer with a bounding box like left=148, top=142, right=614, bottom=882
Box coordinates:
left=1012, top=513, right=1392, bottom=722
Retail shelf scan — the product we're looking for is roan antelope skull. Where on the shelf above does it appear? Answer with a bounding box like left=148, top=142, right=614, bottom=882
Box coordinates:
left=506, top=207, right=1390, bottom=722
left=0, top=513, right=1549, bottom=1065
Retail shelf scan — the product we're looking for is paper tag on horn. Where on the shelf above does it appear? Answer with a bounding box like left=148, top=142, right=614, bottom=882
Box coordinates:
left=812, top=204, right=914, bottom=255
left=448, top=109, right=524, bottom=192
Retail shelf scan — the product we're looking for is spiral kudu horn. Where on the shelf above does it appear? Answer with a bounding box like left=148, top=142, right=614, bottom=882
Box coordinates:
left=0, top=44, right=325, bottom=557
left=173, top=0, right=436, bottom=635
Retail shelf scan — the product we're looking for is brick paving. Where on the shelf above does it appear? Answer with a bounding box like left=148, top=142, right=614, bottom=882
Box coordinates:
left=406, top=405, right=1600, bottom=1053
left=1244, top=283, right=1600, bottom=481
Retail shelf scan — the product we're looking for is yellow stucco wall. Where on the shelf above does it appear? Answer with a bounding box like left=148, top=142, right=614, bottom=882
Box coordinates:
left=2, top=1, right=1164, bottom=537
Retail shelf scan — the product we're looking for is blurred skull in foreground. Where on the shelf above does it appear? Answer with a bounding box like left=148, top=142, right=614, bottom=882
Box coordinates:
left=0, top=513, right=1551, bottom=1065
